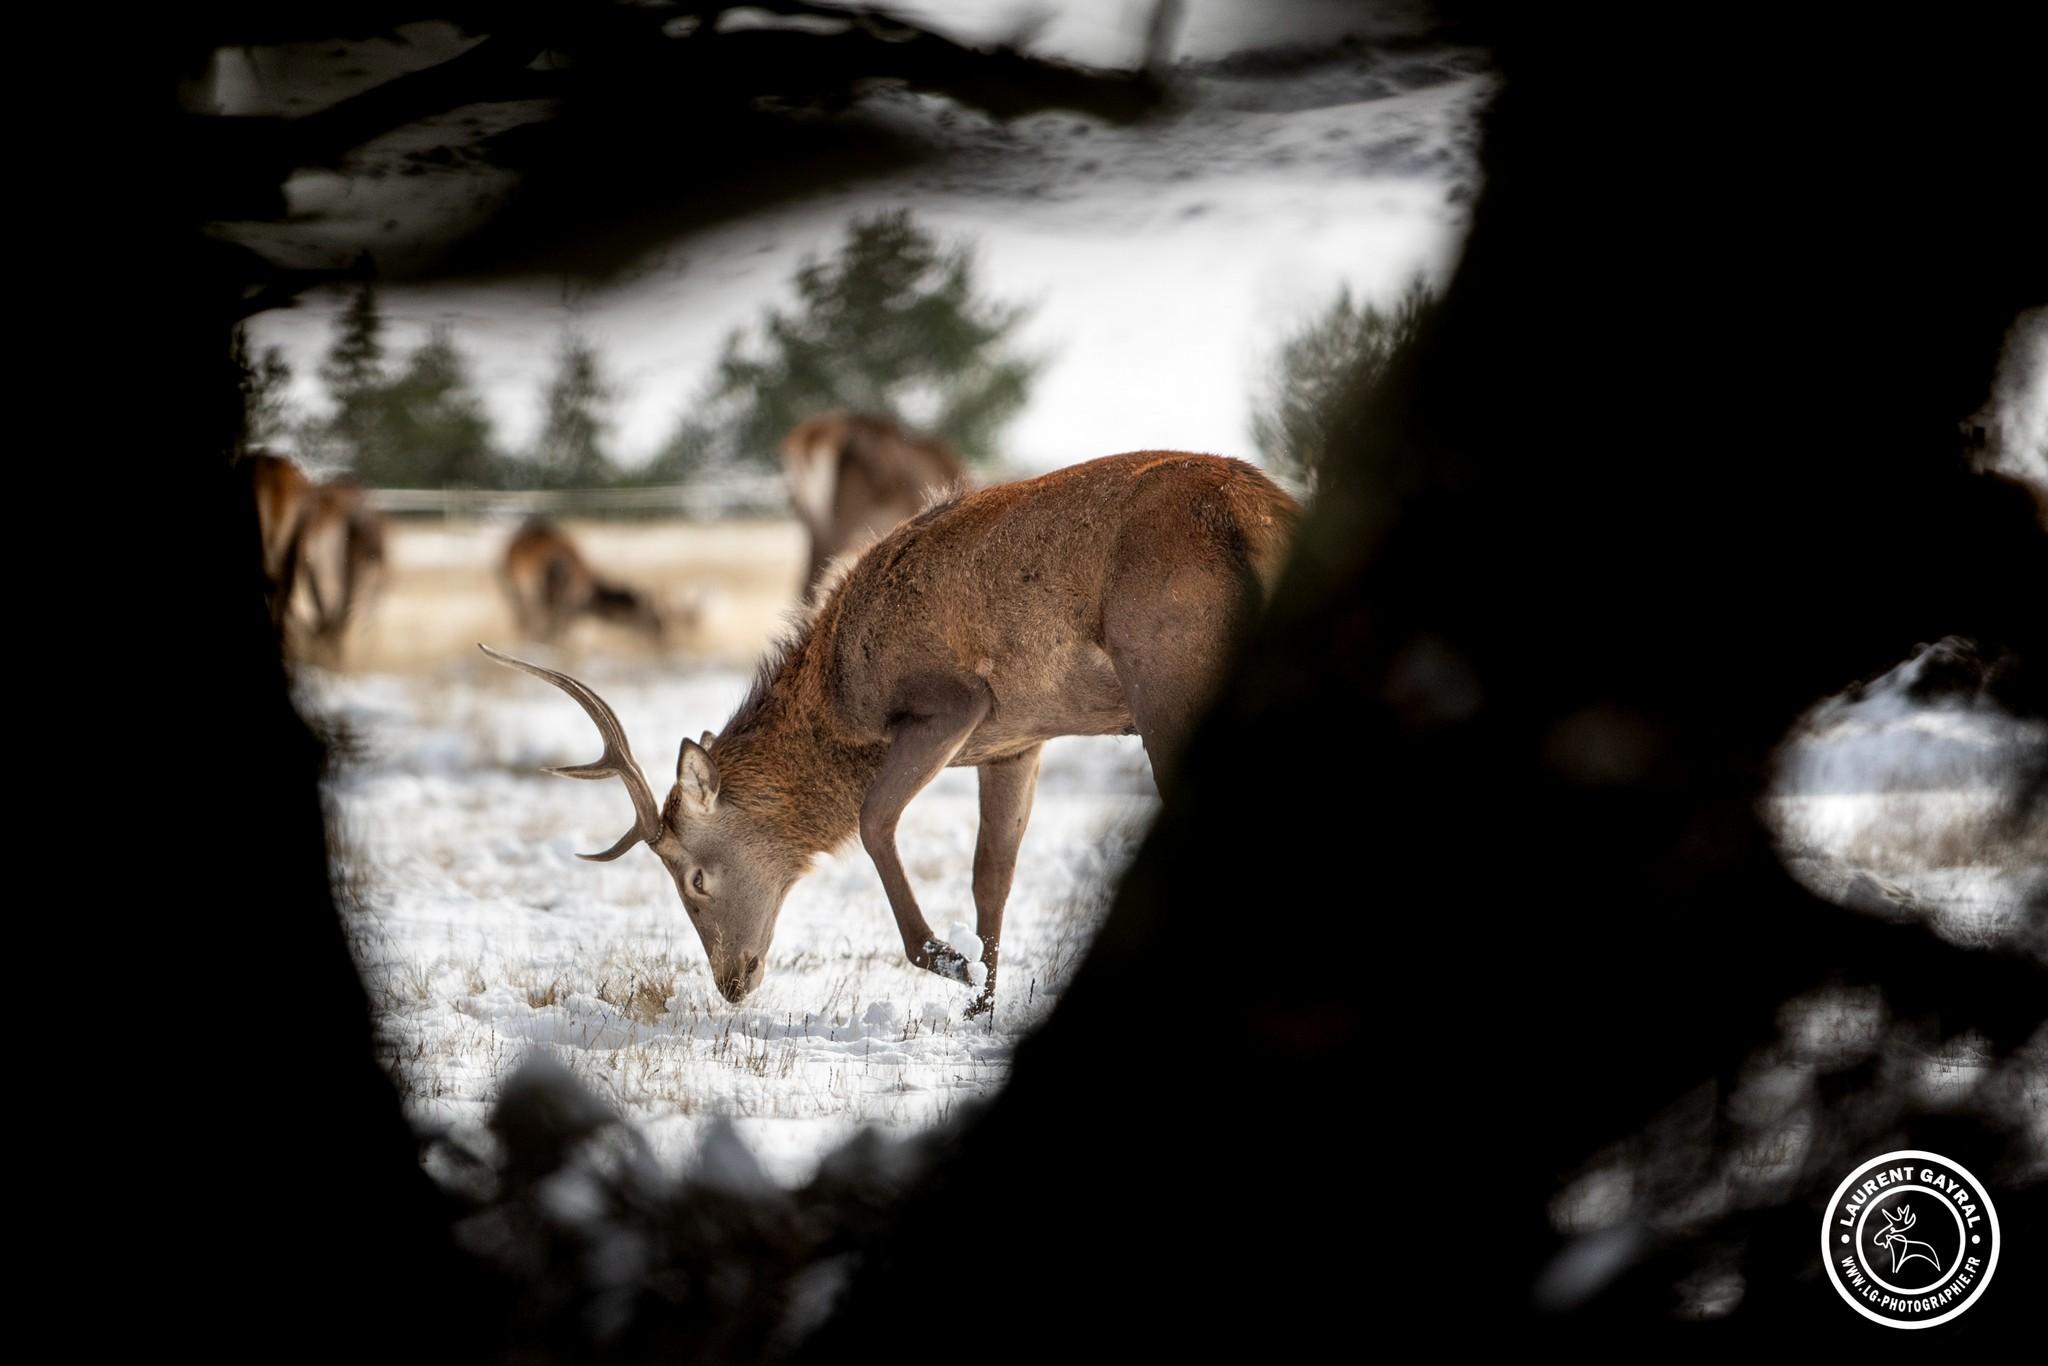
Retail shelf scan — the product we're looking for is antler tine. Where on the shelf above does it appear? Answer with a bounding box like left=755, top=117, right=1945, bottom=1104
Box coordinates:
left=480, top=645, right=664, bottom=860
left=576, top=825, right=649, bottom=864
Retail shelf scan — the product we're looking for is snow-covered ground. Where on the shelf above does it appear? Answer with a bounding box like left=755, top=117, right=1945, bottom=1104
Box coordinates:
left=303, top=609, right=2041, bottom=1192
left=1770, top=642, right=2046, bottom=952
left=309, top=656, right=1157, bottom=1185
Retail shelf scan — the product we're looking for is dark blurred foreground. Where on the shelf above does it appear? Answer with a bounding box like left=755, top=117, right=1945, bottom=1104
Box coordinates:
left=99, top=2, right=2046, bottom=1356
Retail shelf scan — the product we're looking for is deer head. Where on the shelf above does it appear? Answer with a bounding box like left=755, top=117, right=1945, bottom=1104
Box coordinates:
left=483, top=646, right=801, bottom=1002
left=1873, top=1205, right=1915, bottom=1246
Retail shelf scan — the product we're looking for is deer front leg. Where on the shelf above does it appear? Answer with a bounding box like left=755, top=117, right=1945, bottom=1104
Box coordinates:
left=966, top=745, right=1042, bottom=1017
left=859, top=679, right=991, bottom=987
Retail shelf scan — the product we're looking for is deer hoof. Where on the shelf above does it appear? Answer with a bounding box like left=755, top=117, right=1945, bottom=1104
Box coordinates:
left=963, top=994, right=994, bottom=1020
left=915, top=939, right=973, bottom=984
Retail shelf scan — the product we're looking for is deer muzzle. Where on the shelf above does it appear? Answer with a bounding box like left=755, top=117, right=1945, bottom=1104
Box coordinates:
left=716, top=954, right=766, bottom=1004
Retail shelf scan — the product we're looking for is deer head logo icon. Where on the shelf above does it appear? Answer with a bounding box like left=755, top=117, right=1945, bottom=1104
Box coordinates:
left=1871, top=1205, right=1941, bottom=1276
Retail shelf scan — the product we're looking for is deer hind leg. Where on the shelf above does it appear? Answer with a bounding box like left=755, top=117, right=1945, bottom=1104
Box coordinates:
left=802, top=537, right=832, bottom=600
left=967, top=744, right=1043, bottom=1018
left=300, top=543, right=331, bottom=637
left=538, top=600, right=569, bottom=644
left=1104, top=557, right=1259, bottom=792
left=539, top=555, right=577, bottom=642
left=859, top=676, right=991, bottom=988
left=268, top=513, right=306, bottom=631
left=299, top=521, right=352, bottom=653
left=504, top=582, right=537, bottom=640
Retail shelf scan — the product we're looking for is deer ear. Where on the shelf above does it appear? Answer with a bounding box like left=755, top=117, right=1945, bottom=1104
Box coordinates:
left=676, top=738, right=720, bottom=816
left=700, top=730, right=716, bottom=749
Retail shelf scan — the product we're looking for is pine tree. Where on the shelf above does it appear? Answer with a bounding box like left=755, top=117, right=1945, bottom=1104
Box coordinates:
left=641, top=417, right=717, bottom=486
left=531, top=332, right=617, bottom=488
left=234, top=326, right=298, bottom=448
left=353, top=327, right=501, bottom=488
left=1251, top=279, right=1434, bottom=494
left=321, top=279, right=385, bottom=400
left=666, top=211, right=1037, bottom=474
left=319, top=278, right=390, bottom=471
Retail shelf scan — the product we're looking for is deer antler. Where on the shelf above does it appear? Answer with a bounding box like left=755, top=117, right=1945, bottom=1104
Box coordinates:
left=481, top=645, right=664, bottom=861
left=1894, top=1206, right=1914, bottom=1230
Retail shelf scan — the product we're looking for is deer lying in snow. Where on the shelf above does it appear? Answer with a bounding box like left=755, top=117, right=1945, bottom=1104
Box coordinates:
left=781, top=411, right=967, bottom=597
left=488, top=452, right=1298, bottom=1014
left=500, top=517, right=665, bottom=645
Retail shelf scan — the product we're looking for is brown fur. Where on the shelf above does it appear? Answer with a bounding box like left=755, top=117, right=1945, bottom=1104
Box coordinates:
left=293, top=481, right=386, bottom=659
left=728, top=450, right=1294, bottom=772
left=244, top=451, right=312, bottom=627
left=499, top=518, right=663, bottom=644
left=242, top=452, right=385, bottom=656
left=781, top=411, right=968, bottom=596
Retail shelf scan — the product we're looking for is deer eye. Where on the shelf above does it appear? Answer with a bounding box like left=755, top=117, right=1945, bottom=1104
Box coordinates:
left=692, top=869, right=707, bottom=895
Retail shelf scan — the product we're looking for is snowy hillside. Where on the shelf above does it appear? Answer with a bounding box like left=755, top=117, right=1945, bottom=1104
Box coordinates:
left=245, top=39, right=1493, bottom=468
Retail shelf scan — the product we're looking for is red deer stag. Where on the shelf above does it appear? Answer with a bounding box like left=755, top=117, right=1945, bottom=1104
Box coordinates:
left=487, top=451, right=1297, bottom=1015
left=781, top=411, right=967, bottom=597
left=500, top=518, right=664, bottom=645
left=294, top=480, right=387, bottom=660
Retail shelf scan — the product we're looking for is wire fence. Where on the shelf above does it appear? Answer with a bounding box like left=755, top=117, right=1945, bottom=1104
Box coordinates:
left=363, top=474, right=789, bottom=521
left=353, top=461, right=1213, bottom=522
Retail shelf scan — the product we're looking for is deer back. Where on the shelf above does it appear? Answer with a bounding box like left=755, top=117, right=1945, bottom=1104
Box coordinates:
left=814, top=451, right=1295, bottom=741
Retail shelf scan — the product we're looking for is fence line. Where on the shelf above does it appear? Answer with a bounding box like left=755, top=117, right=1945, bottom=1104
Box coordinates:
left=364, top=475, right=789, bottom=521
left=358, top=463, right=1073, bottom=521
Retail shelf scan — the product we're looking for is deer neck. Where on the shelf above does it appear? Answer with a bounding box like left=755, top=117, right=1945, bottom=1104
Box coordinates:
left=711, top=625, right=879, bottom=861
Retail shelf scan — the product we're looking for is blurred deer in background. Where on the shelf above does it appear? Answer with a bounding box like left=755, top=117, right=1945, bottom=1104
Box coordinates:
left=781, top=411, right=966, bottom=597
left=242, top=453, right=385, bottom=659
left=489, top=451, right=1297, bottom=1015
left=294, top=480, right=387, bottom=662
left=500, top=517, right=665, bottom=646
left=244, top=450, right=312, bottom=629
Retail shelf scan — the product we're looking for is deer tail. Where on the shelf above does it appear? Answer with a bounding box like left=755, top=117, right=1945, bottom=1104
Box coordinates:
left=1233, top=464, right=1302, bottom=597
